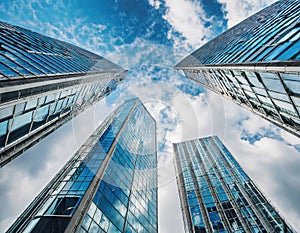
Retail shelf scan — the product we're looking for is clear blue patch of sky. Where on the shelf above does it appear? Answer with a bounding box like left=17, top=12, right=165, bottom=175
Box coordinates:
left=59, top=0, right=173, bottom=45
left=200, top=0, right=228, bottom=35
left=176, top=82, right=204, bottom=97
left=0, top=0, right=229, bottom=53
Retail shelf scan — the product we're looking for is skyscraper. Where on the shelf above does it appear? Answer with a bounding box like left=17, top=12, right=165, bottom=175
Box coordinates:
left=0, top=21, right=127, bottom=166
left=173, top=136, right=294, bottom=233
left=175, top=0, right=300, bottom=137
left=7, top=98, right=157, bottom=233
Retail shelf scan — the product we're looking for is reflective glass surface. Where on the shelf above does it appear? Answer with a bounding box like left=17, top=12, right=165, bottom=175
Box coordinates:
left=0, top=21, right=126, bottom=166
left=80, top=99, right=157, bottom=233
left=183, top=68, right=300, bottom=137
left=8, top=98, right=157, bottom=233
left=174, top=136, right=294, bottom=233
left=0, top=76, right=124, bottom=165
left=176, top=0, right=300, bottom=137
left=176, top=0, right=300, bottom=66
left=0, top=21, right=123, bottom=79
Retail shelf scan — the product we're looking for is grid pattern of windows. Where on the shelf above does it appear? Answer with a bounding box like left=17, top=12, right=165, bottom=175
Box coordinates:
left=174, top=136, right=294, bottom=233
left=8, top=98, right=158, bottom=233
left=176, top=0, right=299, bottom=66
left=0, top=75, right=124, bottom=166
left=80, top=100, right=157, bottom=233
left=0, top=21, right=126, bottom=166
left=9, top=98, right=135, bottom=233
left=0, top=21, right=122, bottom=79
left=175, top=0, right=300, bottom=137
left=183, top=68, right=300, bottom=137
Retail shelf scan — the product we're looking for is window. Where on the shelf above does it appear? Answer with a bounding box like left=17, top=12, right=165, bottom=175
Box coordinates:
left=0, top=120, right=8, bottom=147
left=45, top=196, right=80, bottom=216
left=276, top=40, right=300, bottom=60
left=31, top=105, right=50, bottom=130
left=11, top=111, right=32, bottom=131
left=25, top=98, right=38, bottom=111
left=15, top=102, right=26, bottom=114
left=0, top=105, right=13, bottom=121
left=0, top=62, right=17, bottom=76
left=260, top=73, right=285, bottom=93
left=281, top=73, right=300, bottom=95
left=277, top=26, right=300, bottom=43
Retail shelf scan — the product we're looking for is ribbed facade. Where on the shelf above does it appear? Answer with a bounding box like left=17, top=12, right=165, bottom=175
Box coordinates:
left=174, top=136, right=294, bottom=233
left=175, top=0, right=300, bottom=137
left=0, top=21, right=127, bottom=166
left=7, top=98, right=157, bottom=233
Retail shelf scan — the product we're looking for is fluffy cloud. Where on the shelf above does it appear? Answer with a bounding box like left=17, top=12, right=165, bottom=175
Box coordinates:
left=148, top=0, right=161, bottom=10
left=163, top=0, right=209, bottom=47
left=210, top=93, right=300, bottom=231
left=0, top=101, right=113, bottom=231
left=1, top=1, right=299, bottom=232
left=157, top=0, right=227, bottom=54
left=154, top=82, right=300, bottom=232
left=0, top=123, right=76, bottom=230
left=103, top=38, right=185, bottom=69
left=160, top=0, right=220, bottom=54
left=219, top=0, right=277, bottom=28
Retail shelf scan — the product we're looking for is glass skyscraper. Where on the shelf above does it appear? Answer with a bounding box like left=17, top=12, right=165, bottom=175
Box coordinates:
left=7, top=98, right=157, bottom=233
left=175, top=0, right=300, bottom=137
left=173, top=136, right=294, bottom=233
left=0, top=21, right=126, bottom=166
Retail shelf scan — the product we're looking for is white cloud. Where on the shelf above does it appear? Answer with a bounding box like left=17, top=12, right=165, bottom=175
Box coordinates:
left=218, top=0, right=277, bottom=28
left=1, top=1, right=299, bottom=232
left=159, top=173, right=184, bottom=233
left=148, top=0, right=161, bottom=9
left=162, top=0, right=210, bottom=51
left=280, top=130, right=300, bottom=146
left=0, top=124, right=77, bottom=231
left=103, top=38, right=187, bottom=69
left=1, top=68, right=300, bottom=232
left=227, top=136, right=300, bottom=231
left=210, top=92, right=300, bottom=231
left=115, top=69, right=300, bottom=232
left=0, top=101, right=112, bottom=231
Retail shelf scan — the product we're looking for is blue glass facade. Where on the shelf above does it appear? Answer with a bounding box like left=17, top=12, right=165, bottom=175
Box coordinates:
left=174, top=136, right=295, bottom=233
left=0, top=21, right=126, bottom=166
left=175, top=0, right=300, bottom=137
left=7, top=98, right=157, bottom=233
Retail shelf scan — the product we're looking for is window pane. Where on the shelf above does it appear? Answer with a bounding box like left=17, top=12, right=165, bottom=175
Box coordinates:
left=0, top=120, right=8, bottom=137
left=11, top=111, right=32, bottom=131
left=281, top=73, right=300, bottom=94
left=25, top=98, right=38, bottom=111
left=260, top=73, right=285, bottom=93
left=15, top=102, right=26, bottom=113
left=8, top=111, right=32, bottom=143
left=0, top=120, right=8, bottom=147
left=35, top=105, right=49, bottom=122
left=0, top=105, right=14, bottom=120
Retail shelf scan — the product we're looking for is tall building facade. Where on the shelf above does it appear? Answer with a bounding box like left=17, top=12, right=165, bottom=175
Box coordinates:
left=175, top=0, right=300, bottom=137
left=0, top=21, right=127, bottom=166
left=7, top=98, right=158, bottom=233
left=173, top=136, right=294, bottom=233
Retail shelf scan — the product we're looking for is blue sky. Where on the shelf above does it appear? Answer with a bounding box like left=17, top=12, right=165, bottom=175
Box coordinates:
left=0, top=0, right=300, bottom=232
left=0, top=0, right=228, bottom=67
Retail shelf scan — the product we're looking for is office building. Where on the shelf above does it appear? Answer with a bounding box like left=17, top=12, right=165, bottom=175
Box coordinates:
left=173, top=136, right=294, bottom=232
left=0, top=21, right=127, bottom=166
left=7, top=98, right=158, bottom=233
left=175, top=0, right=300, bottom=137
